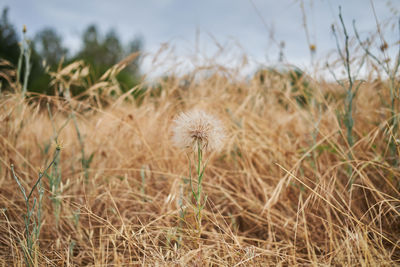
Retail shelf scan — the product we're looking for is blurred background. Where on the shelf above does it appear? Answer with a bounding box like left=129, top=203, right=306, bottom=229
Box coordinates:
left=0, top=0, right=398, bottom=94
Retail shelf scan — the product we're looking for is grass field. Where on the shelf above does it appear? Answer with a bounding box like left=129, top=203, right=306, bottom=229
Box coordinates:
left=1, top=21, right=400, bottom=266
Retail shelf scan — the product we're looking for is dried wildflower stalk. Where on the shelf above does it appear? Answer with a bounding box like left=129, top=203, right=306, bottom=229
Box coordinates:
left=172, top=109, right=224, bottom=236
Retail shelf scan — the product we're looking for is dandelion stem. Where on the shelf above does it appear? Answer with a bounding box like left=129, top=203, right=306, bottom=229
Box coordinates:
left=196, top=140, right=203, bottom=237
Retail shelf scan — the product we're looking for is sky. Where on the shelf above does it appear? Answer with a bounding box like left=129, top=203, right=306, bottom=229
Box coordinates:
left=2, top=0, right=399, bottom=77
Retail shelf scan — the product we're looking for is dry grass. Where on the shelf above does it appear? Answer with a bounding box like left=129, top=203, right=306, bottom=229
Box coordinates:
left=0, top=57, right=400, bottom=266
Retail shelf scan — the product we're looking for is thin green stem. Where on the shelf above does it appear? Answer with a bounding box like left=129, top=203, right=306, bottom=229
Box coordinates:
left=196, top=140, right=203, bottom=237
left=22, top=40, right=31, bottom=97
left=27, top=148, right=60, bottom=201
left=187, top=154, right=197, bottom=202
left=16, top=40, right=24, bottom=87
left=63, top=84, right=89, bottom=183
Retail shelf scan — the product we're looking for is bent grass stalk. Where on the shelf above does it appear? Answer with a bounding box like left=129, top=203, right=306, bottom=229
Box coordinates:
left=11, top=146, right=61, bottom=266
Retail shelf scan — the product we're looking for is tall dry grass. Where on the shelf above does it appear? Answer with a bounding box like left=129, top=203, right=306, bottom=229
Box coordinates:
left=1, top=38, right=400, bottom=266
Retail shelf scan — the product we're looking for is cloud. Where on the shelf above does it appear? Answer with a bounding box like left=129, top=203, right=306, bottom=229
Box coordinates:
left=1, top=0, right=396, bottom=76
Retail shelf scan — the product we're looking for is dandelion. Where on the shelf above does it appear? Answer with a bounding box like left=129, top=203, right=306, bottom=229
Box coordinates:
left=172, top=109, right=224, bottom=153
left=171, top=109, right=225, bottom=237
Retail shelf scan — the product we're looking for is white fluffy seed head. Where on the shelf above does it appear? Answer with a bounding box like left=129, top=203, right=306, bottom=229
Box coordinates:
left=171, top=109, right=225, bottom=152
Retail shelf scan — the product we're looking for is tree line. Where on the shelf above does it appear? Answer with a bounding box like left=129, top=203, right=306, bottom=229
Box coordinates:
left=0, top=7, right=142, bottom=95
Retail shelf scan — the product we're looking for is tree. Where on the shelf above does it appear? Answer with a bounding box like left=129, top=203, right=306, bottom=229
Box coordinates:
left=0, top=7, right=19, bottom=64
left=74, top=25, right=142, bottom=92
left=0, top=8, right=143, bottom=95
left=0, top=7, right=20, bottom=90
left=0, top=7, right=52, bottom=94
left=34, top=28, right=68, bottom=68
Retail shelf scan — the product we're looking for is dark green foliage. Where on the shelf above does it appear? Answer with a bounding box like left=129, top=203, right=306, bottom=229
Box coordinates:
left=34, top=28, right=68, bottom=68
left=72, top=25, right=142, bottom=93
left=0, top=8, right=53, bottom=94
left=0, top=8, right=20, bottom=90
left=0, top=7, right=142, bottom=96
left=0, top=8, right=19, bottom=64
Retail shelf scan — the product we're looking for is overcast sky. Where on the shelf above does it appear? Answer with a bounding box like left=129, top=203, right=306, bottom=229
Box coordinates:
left=2, top=0, right=398, bottom=76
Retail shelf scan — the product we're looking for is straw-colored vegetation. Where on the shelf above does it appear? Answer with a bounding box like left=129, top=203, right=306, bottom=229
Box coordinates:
left=1, top=10, right=400, bottom=267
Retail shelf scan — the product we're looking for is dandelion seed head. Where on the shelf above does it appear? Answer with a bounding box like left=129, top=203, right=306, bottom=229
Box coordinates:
left=172, top=109, right=225, bottom=152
